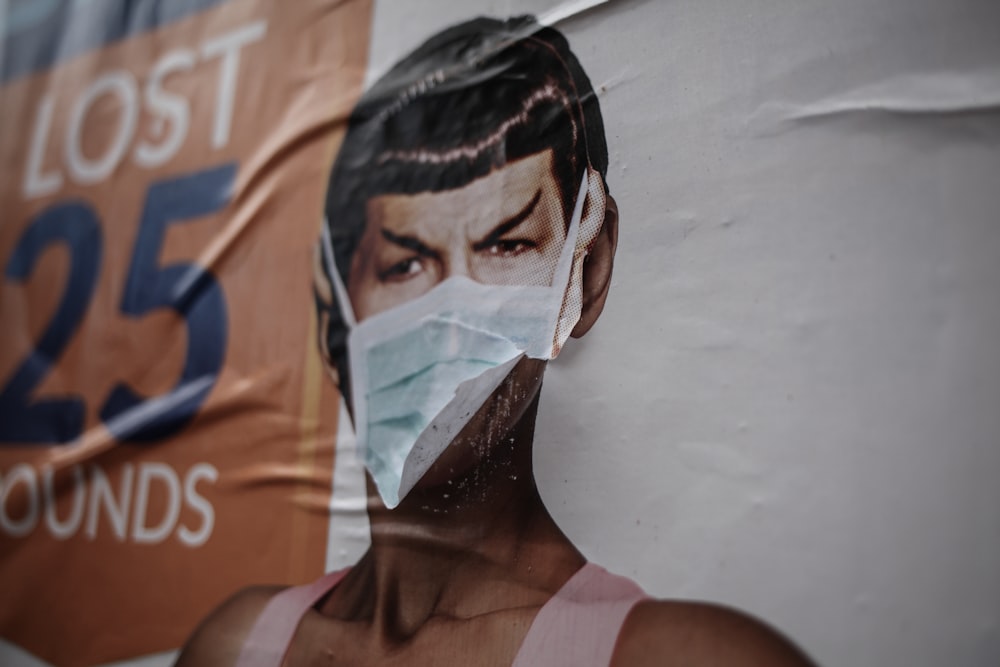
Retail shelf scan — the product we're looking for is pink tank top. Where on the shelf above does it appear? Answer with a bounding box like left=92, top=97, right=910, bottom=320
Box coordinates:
left=235, top=563, right=647, bottom=667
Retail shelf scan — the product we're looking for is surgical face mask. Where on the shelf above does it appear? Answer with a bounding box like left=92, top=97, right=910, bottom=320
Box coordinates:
left=322, top=173, right=594, bottom=508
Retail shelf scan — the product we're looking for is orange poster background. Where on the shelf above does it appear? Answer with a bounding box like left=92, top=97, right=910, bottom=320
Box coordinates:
left=0, top=1, right=372, bottom=665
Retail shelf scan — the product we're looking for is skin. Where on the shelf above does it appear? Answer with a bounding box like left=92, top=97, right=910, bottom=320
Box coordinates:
left=176, top=151, right=816, bottom=667
left=347, top=150, right=570, bottom=320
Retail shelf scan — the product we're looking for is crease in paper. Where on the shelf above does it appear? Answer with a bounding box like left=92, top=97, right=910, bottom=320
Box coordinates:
left=751, top=70, right=1000, bottom=135
left=538, top=0, right=609, bottom=27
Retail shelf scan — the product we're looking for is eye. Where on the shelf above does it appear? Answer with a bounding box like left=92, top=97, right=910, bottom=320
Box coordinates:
left=483, top=239, right=536, bottom=258
left=380, top=257, right=424, bottom=282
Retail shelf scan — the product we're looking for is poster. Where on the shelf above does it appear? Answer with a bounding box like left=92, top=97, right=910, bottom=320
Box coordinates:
left=2, top=1, right=999, bottom=666
left=0, top=1, right=370, bottom=665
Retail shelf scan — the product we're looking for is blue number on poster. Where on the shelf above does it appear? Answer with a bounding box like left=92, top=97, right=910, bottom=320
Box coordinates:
left=0, top=162, right=236, bottom=445
left=100, top=163, right=236, bottom=443
left=0, top=202, right=102, bottom=443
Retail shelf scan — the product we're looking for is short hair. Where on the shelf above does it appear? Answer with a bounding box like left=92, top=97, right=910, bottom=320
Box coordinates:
left=317, top=15, right=609, bottom=384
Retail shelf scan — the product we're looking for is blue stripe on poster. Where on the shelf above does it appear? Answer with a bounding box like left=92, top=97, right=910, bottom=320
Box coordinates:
left=2, top=0, right=232, bottom=84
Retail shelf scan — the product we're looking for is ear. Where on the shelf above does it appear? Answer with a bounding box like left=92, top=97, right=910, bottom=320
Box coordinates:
left=571, top=193, right=619, bottom=338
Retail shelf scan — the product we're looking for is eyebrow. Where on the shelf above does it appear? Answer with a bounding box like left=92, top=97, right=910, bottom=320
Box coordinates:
left=471, top=189, right=543, bottom=252
left=380, top=228, right=439, bottom=260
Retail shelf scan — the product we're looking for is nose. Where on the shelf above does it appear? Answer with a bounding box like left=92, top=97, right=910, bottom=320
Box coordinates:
left=441, top=241, right=473, bottom=282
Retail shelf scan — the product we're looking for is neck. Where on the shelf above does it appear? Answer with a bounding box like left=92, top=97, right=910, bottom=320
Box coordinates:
left=331, top=391, right=584, bottom=640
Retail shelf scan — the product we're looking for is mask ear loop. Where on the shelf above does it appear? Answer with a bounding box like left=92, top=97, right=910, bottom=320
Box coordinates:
left=320, top=219, right=358, bottom=329
left=551, top=171, right=589, bottom=293
left=320, top=219, right=368, bottom=450
left=550, top=172, right=591, bottom=355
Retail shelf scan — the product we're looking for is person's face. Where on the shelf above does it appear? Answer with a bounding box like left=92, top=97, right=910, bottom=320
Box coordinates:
left=346, top=149, right=569, bottom=320
left=342, top=148, right=573, bottom=498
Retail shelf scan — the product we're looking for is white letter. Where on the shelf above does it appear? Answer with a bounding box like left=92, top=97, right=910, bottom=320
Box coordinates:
left=23, top=92, right=63, bottom=198
left=201, top=21, right=267, bottom=150
left=134, top=49, right=195, bottom=169
left=178, top=463, right=217, bottom=547
left=65, top=71, right=139, bottom=184
left=131, top=463, right=182, bottom=545
left=42, top=464, right=85, bottom=540
left=85, top=464, right=134, bottom=541
left=0, top=464, right=40, bottom=537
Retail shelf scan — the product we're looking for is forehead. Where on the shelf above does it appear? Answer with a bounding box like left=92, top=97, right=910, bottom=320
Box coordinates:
left=364, top=150, right=562, bottom=231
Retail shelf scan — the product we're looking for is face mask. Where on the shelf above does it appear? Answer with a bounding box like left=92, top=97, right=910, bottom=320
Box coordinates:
left=322, top=173, right=596, bottom=508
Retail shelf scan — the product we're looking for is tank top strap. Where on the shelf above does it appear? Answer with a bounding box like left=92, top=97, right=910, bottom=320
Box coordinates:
left=512, top=563, right=649, bottom=667
left=235, top=568, right=350, bottom=667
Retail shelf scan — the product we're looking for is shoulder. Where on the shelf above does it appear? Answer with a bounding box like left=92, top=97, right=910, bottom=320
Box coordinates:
left=175, top=585, right=286, bottom=667
left=611, top=599, right=816, bottom=667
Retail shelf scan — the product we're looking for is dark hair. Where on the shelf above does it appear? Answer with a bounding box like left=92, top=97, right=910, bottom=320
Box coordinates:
left=317, top=16, right=608, bottom=384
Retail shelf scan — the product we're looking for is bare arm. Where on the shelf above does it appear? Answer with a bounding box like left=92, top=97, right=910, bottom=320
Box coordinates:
left=611, top=600, right=817, bottom=667
left=175, top=586, right=284, bottom=667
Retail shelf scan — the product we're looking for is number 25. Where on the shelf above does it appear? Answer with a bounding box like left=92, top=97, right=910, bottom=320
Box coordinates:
left=0, top=163, right=236, bottom=445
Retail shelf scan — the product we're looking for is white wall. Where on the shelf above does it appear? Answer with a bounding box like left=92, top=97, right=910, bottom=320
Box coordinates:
left=354, top=1, right=1000, bottom=665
